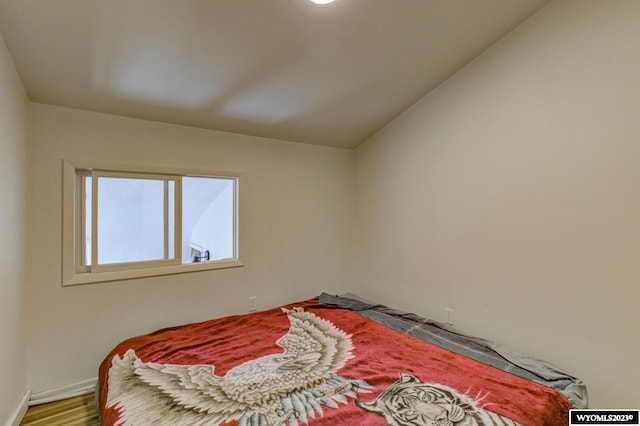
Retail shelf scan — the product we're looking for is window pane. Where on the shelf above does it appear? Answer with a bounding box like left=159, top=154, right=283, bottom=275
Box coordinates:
left=84, top=176, right=92, bottom=266
left=167, top=180, right=175, bottom=259
left=182, top=177, right=235, bottom=263
left=97, top=177, right=166, bottom=264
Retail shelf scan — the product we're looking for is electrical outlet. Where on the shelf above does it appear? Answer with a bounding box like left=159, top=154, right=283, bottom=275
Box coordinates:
left=248, top=296, right=257, bottom=312
left=445, top=308, right=455, bottom=326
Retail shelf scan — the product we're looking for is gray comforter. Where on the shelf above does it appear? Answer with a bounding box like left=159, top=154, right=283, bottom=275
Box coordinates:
left=318, top=292, right=588, bottom=409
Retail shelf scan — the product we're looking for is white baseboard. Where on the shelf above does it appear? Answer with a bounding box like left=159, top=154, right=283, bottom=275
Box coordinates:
left=29, top=378, right=97, bottom=406
left=6, top=389, right=31, bottom=426
left=3, top=379, right=98, bottom=425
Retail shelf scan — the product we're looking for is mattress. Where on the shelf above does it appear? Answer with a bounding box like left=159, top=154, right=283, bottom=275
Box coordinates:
left=98, top=294, right=584, bottom=425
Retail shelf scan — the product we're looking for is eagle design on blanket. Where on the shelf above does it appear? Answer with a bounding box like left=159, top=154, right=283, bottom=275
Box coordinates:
left=106, top=307, right=372, bottom=426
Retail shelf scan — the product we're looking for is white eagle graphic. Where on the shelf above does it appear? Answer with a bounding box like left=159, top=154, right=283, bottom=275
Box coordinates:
left=106, top=307, right=372, bottom=426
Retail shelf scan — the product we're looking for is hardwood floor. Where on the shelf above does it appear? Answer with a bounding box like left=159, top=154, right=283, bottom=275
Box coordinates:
left=20, top=393, right=100, bottom=426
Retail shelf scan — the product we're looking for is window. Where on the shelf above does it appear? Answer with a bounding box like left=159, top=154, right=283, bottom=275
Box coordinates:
left=63, top=161, right=243, bottom=285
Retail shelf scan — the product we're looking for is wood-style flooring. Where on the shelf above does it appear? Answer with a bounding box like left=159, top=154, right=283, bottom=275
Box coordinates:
left=20, top=393, right=100, bottom=426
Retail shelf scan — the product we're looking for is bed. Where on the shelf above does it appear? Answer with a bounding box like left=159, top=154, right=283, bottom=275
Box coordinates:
left=97, top=293, right=587, bottom=425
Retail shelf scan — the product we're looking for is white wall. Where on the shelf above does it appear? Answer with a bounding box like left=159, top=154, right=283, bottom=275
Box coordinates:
left=28, top=104, right=353, bottom=394
left=354, top=0, right=640, bottom=409
left=0, top=34, right=30, bottom=422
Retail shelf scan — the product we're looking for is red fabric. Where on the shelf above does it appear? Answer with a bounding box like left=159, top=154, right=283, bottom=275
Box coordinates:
left=98, top=299, right=571, bottom=425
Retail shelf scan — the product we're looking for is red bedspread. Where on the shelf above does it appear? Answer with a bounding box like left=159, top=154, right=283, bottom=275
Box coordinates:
left=98, top=299, right=572, bottom=425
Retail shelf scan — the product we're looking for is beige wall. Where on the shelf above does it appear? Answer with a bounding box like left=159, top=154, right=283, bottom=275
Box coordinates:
left=0, top=34, right=30, bottom=422
left=28, top=104, right=354, bottom=393
left=354, top=0, right=640, bottom=408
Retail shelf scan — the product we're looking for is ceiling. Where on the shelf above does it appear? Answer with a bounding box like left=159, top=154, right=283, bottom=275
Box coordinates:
left=0, top=0, right=548, bottom=148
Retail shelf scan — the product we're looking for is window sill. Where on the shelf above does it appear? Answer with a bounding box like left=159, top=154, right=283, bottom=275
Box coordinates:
left=62, top=259, right=244, bottom=286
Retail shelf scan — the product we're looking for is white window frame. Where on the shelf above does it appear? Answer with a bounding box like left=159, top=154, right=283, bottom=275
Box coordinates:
left=62, top=160, right=244, bottom=286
